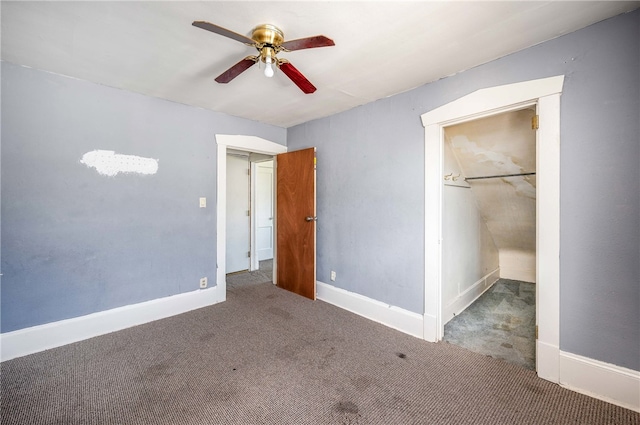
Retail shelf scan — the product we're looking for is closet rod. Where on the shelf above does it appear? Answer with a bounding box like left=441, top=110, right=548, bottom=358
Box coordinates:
left=465, top=172, right=536, bottom=181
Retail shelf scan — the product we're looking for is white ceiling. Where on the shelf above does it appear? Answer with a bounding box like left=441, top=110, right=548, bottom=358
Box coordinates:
left=2, top=1, right=638, bottom=128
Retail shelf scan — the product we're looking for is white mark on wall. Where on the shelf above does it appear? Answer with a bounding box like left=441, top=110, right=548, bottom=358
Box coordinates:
left=450, top=136, right=536, bottom=199
left=80, top=150, right=158, bottom=177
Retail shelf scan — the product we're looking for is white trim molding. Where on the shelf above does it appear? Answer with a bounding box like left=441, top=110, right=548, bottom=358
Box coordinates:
left=215, top=135, right=287, bottom=155
left=535, top=92, right=562, bottom=382
left=421, top=76, right=565, bottom=127
left=1, top=286, right=220, bottom=362
left=559, top=351, right=640, bottom=412
left=442, top=268, right=500, bottom=324
left=316, top=281, right=424, bottom=339
left=537, top=340, right=560, bottom=385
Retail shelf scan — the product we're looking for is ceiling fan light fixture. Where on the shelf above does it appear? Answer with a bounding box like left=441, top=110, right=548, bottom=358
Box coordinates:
left=264, top=55, right=274, bottom=78
left=261, top=46, right=276, bottom=78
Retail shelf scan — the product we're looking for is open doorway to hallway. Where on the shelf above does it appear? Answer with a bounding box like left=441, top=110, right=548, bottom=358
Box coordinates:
left=215, top=134, right=287, bottom=302
left=226, top=150, right=274, bottom=279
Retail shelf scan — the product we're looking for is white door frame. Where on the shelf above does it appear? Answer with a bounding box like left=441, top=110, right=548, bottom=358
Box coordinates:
left=421, top=76, right=564, bottom=383
left=250, top=161, right=259, bottom=272
left=215, top=135, right=287, bottom=302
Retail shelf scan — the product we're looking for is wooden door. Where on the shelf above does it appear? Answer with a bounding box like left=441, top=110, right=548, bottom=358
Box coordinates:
left=276, top=148, right=316, bottom=300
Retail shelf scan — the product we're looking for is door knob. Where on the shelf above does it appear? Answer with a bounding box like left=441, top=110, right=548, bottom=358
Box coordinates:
left=305, top=216, right=317, bottom=222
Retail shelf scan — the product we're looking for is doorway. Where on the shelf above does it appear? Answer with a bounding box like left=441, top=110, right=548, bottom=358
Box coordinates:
left=215, top=135, right=287, bottom=303
left=440, top=108, right=537, bottom=370
left=226, top=152, right=274, bottom=275
left=421, top=76, right=564, bottom=383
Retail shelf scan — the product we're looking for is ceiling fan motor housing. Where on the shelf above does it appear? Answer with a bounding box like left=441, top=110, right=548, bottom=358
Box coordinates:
left=251, top=24, right=284, bottom=46
left=252, top=24, right=284, bottom=64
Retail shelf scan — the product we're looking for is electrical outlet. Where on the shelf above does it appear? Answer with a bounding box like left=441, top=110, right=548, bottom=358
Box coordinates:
left=330, top=271, right=336, bottom=281
left=199, top=277, right=208, bottom=289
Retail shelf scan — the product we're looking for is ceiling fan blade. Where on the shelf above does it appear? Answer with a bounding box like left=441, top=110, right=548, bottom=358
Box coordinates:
left=278, top=61, right=317, bottom=94
left=280, top=35, right=334, bottom=51
left=192, top=21, right=255, bottom=45
left=215, top=57, right=257, bottom=84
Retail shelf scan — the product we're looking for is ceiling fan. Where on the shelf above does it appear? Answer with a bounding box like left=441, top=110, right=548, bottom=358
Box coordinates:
left=192, top=21, right=334, bottom=94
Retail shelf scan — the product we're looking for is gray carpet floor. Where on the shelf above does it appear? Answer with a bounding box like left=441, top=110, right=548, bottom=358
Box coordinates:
left=2, top=275, right=638, bottom=424
left=444, top=279, right=536, bottom=370
left=226, top=259, right=273, bottom=286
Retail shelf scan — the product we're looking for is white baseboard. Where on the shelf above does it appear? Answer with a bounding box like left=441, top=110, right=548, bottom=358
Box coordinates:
left=559, top=351, right=640, bottom=412
left=316, top=281, right=423, bottom=339
left=443, top=268, right=500, bottom=324
left=1, top=286, right=221, bottom=362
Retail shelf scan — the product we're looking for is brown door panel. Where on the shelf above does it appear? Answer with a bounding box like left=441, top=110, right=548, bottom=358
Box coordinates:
left=276, top=147, right=316, bottom=300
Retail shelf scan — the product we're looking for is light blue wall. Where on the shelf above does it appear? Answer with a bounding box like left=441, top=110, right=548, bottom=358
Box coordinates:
left=288, top=10, right=639, bottom=371
left=1, top=61, right=286, bottom=332
left=289, top=92, right=426, bottom=314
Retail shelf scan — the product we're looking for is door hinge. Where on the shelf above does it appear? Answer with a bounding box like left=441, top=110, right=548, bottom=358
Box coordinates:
left=247, top=209, right=251, bottom=216
left=532, top=115, right=539, bottom=130
left=247, top=251, right=251, bottom=258
left=535, top=325, right=538, bottom=339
